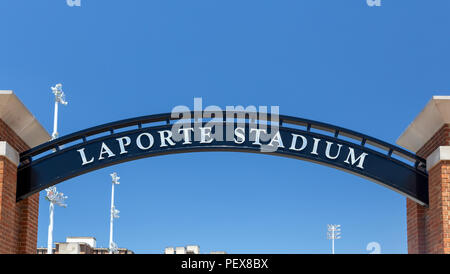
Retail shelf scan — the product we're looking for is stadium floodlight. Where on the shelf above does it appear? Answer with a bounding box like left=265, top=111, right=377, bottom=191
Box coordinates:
left=109, top=241, right=119, bottom=254
left=45, top=186, right=68, bottom=254
left=327, top=224, right=341, bottom=254
left=51, top=83, right=68, bottom=140
left=109, top=172, right=121, bottom=254
left=46, top=85, right=69, bottom=254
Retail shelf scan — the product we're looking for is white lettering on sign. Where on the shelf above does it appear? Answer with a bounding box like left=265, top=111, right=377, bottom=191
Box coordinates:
left=136, top=133, right=154, bottom=150
left=98, top=142, right=115, bottom=160
left=76, top=127, right=369, bottom=170
left=77, top=148, right=94, bottom=166
left=344, top=148, right=369, bottom=169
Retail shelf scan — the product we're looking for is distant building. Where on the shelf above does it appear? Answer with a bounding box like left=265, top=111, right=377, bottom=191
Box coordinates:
left=165, top=245, right=200, bottom=254
left=66, top=236, right=97, bottom=248
left=164, top=245, right=226, bottom=254
left=37, top=237, right=134, bottom=254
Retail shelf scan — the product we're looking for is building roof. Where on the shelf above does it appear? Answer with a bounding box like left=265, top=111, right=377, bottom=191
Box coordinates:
left=0, top=91, right=50, bottom=148
left=397, top=96, right=450, bottom=152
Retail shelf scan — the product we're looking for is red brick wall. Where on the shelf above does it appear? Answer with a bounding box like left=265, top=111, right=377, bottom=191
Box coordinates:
left=417, top=125, right=450, bottom=158
left=0, top=119, right=30, bottom=153
left=425, top=161, right=450, bottom=253
left=0, top=120, right=39, bottom=254
left=407, top=124, right=450, bottom=254
left=406, top=199, right=426, bottom=253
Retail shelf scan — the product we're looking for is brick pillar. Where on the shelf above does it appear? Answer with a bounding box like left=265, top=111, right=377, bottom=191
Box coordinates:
left=0, top=121, right=39, bottom=254
left=0, top=90, right=50, bottom=254
left=410, top=125, right=450, bottom=254
left=406, top=199, right=426, bottom=253
left=398, top=97, right=450, bottom=254
left=406, top=125, right=450, bottom=254
left=426, top=160, right=450, bottom=253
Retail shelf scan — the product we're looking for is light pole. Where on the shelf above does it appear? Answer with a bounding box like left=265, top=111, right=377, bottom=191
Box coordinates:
left=45, top=186, right=68, bottom=254
left=327, top=224, right=341, bottom=254
left=45, top=84, right=69, bottom=254
left=51, top=83, right=68, bottom=140
left=109, top=172, right=121, bottom=254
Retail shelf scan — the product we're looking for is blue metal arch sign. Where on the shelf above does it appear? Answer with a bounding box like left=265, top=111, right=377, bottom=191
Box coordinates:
left=17, top=112, right=428, bottom=205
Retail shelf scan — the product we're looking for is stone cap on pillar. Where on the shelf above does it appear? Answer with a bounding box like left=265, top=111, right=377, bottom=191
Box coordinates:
left=0, top=90, right=51, bottom=148
left=397, top=96, right=450, bottom=153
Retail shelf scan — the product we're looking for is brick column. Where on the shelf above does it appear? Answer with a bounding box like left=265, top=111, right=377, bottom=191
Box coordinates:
left=406, top=126, right=450, bottom=254
left=0, top=138, right=39, bottom=254
left=0, top=91, right=50, bottom=254
left=406, top=199, right=426, bottom=253
left=426, top=160, right=450, bottom=253
left=398, top=97, right=450, bottom=254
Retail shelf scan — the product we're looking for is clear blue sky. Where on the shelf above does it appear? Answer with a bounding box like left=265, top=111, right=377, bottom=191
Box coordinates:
left=1, top=0, right=449, bottom=254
